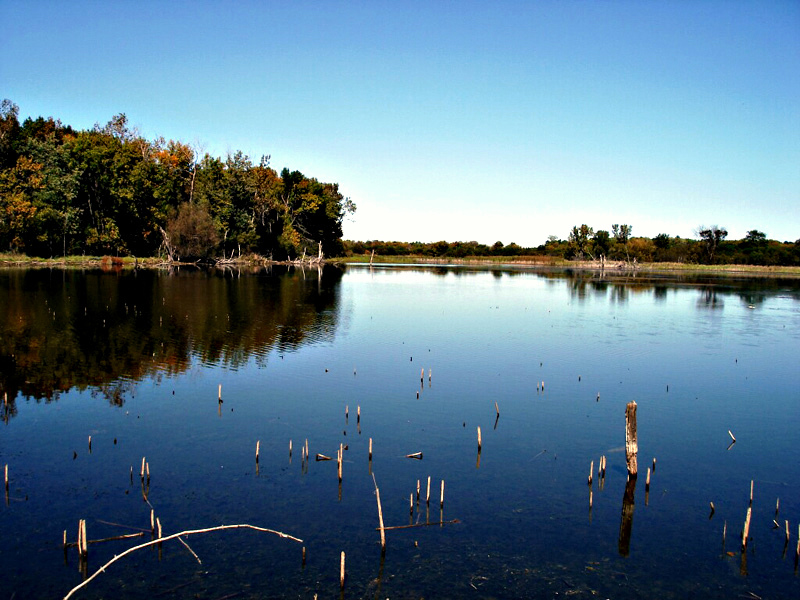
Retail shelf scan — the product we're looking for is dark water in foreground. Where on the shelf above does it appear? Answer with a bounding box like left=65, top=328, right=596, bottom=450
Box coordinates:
left=0, top=265, right=799, bottom=599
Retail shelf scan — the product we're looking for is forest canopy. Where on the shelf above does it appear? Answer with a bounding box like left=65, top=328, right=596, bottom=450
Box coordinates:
left=0, top=100, right=355, bottom=260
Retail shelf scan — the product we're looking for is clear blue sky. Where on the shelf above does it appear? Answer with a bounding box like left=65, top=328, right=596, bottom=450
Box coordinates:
left=2, top=0, right=798, bottom=245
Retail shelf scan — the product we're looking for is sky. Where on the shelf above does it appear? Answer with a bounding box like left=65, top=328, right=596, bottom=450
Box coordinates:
left=2, top=0, right=799, bottom=245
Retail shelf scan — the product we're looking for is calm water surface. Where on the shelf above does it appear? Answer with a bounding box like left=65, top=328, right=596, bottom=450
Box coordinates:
left=0, top=265, right=798, bottom=599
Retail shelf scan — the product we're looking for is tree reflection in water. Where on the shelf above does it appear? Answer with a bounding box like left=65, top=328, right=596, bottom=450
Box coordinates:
left=0, top=265, right=343, bottom=414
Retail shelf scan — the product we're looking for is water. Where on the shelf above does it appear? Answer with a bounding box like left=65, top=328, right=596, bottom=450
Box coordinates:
left=0, top=265, right=798, bottom=599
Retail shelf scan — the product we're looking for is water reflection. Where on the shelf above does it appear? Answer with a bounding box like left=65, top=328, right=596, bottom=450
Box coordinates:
left=0, top=265, right=344, bottom=412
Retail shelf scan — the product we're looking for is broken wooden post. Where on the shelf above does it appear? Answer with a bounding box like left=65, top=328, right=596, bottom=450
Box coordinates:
left=625, top=401, right=638, bottom=478
left=376, top=486, right=386, bottom=553
left=340, top=551, right=345, bottom=590
left=477, top=426, right=482, bottom=450
left=338, top=444, right=343, bottom=483
left=742, top=506, right=752, bottom=552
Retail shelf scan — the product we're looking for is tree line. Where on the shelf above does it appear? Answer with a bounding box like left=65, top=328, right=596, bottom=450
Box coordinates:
left=0, top=100, right=355, bottom=261
left=346, top=223, right=800, bottom=266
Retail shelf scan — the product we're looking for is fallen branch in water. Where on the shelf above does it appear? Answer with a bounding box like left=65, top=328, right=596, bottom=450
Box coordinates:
left=63, top=524, right=303, bottom=600
left=64, top=532, right=145, bottom=547
left=376, top=519, right=461, bottom=531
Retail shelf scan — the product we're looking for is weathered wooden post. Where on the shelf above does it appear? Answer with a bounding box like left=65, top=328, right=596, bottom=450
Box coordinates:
left=625, top=401, right=638, bottom=478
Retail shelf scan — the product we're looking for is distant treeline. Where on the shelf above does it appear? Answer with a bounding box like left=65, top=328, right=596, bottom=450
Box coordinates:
left=346, top=223, right=800, bottom=266
left=0, top=100, right=355, bottom=261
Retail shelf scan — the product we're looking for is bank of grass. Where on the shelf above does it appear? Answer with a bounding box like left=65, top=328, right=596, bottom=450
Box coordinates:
left=2, top=251, right=799, bottom=277
left=337, top=254, right=800, bottom=277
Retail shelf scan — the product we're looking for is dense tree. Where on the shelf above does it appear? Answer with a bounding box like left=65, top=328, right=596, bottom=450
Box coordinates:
left=653, top=233, right=670, bottom=249
left=165, top=202, right=219, bottom=260
left=0, top=101, right=354, bottom=261
left=592, top=230, right=611, bottom=258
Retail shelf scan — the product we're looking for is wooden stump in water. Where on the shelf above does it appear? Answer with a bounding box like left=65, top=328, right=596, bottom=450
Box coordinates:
left=625, top=401, right=638, bottom=478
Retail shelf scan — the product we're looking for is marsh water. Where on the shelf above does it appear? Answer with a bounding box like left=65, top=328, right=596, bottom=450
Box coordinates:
left=1, top=264, right=798, bottom=599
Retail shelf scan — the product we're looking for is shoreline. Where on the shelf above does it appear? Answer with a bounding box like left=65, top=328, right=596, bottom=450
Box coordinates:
left=1, top=253, right=799, bottom=278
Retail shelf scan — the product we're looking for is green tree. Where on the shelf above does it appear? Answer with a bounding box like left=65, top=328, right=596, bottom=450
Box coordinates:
left=592, top=230, right=611, bottom=257
left=0, top=99, right=21, bottom=169
left=568, top=224, right=594, bottom=259
left=611, top=224, right=632, bottom=261
left=653, top=233, right=670, bottom=249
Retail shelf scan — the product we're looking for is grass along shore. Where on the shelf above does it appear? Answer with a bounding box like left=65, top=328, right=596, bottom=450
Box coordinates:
left=1, top=252, right=799, bottom=278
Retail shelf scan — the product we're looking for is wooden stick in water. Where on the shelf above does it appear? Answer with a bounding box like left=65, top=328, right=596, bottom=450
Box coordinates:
left=742, top=507, right=751, bottom=552
left=749, top=480, right=754, bottom=505
left=440, top=479, right=445, bottom=508
left=255, top=441, right=260, bottom=464
left=477, top=426, right=482, bottom=451
left=588, top=461, right=593, bottom=485
left=406, top=452, right=423, bottom=459
left=340, top=551, right=345, bottom=590
left=369, top=437, right=373, bottom=461
left=376, top=485, right=386, bottom=552
left=495, top=401, right=500, bottom=417
left=338, top=444, right=343, bottom=482
left=426, top=476, right=431, bottom=505
left=646, top=467, right=651, bottom=491
left=625, top=401, right=638, bottom=477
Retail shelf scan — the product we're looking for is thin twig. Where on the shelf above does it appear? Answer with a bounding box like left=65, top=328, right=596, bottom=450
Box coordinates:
left=95, top=519, right=150, bottom=533
left=64, top=532, right=145, bottom=547
left=377, top=519, right=461, bottom=531
left=177, top=536, right=202, bottom=564
left=63, top=524, right=303, bottom=600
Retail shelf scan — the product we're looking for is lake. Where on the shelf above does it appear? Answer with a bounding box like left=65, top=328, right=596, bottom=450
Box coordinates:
left=1, top=264, right=798, bottom=599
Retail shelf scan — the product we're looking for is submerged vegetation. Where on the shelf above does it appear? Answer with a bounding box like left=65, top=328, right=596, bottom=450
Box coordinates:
left=0, top=100, right=355, bottom=261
